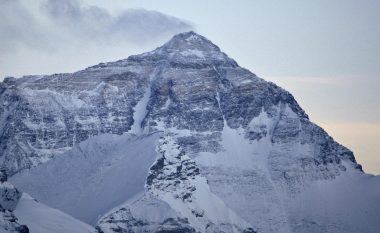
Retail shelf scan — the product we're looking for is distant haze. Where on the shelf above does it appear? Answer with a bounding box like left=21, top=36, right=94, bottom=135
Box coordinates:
left=1, top=0, right=379, bottom=174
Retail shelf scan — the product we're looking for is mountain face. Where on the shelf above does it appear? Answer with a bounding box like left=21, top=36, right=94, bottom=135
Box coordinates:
left=1, top=31, right=379, bottom=233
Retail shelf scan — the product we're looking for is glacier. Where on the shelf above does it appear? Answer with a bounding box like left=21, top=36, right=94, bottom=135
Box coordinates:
left=0, top=31, right=379, bottom=232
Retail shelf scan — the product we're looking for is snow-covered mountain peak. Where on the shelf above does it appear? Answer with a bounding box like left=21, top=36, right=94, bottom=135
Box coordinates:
left=119, top=31, right=239, bottom=68
left=159, top=31, right=221, bottom=53
left=1, top=31, right=379, bottom=233
left=85, top=31, right=237, bottom=72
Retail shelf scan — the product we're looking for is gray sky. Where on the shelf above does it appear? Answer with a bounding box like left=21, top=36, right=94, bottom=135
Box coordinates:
left=1, top=0, right=379, bottom=174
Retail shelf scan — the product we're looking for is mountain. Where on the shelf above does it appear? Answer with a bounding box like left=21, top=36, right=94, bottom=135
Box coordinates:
left=1, top=31, right=379, bottom=232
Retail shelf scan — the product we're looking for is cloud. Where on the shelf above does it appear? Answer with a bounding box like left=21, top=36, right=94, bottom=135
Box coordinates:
left=41, top=0, right=192, bottom=44
left=0, top=0, right=47, bottom=52
left=0, top=0, right=193, bottom=78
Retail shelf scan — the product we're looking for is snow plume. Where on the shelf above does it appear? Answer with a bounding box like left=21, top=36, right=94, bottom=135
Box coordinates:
left=0, top=0, right=193, bottom=79
left=41, top=0, right=192, bottom=44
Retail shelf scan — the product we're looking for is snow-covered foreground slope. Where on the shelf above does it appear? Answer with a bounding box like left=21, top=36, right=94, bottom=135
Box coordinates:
left=288, top=168, right=380, bottom=233
left=2, top=31, right=379, bottom=232
left=11, top=133, right=160, bottom=225
left=11, top=130, right=380, bottom=233
left=14, top=193, right=96, bottom=233
left=0, top=172, right=95, bottom=233
left=11, top=134, right=256, bottom=232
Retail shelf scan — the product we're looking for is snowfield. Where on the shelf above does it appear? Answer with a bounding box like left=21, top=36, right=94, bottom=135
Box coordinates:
left=11, top=133, right=160, bottom=225
left=14, top=193, right=96, bottom=233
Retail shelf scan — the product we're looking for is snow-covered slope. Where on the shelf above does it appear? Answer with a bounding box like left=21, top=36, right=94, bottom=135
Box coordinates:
left=288, top=168, right=380, bottom=233
left=14, top=193, right=96, bottom=233
left=11, top=133, right=160, bottom=225
left=0, top=171, right=95, bottom=233
left=1, top=31, right=379, bottom=232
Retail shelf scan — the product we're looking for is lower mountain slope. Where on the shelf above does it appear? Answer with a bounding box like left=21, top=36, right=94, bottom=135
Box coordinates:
left=14, top=193, right=96, bottom=233
left=11, top=130, right=380, bottom=233
left=12, top=133, right=160, bottom=225
left=0, top=171, right=96, bottom=233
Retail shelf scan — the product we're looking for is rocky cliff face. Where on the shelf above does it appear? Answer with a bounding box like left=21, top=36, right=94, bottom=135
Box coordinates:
left=2, top=31, right=376, bottom=233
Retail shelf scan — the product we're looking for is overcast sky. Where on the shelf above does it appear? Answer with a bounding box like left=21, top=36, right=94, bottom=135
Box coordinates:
left=1, top=0, right=379, bottom=174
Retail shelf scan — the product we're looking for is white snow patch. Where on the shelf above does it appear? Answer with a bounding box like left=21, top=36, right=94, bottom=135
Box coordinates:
left=185, top=34, right=199, bottom=41
left=241, top=79, right=253, bottom=84
left=130, top=87, right=151, bottom=134
left=22, top=88, right=85, bottom=109
left=162, top=97, right=171, bottom=109
left=153, top=121, right=193, bottom=137
left=180, top=49, right=205, bottom=58
left=195, top=116, right=272, bottom=170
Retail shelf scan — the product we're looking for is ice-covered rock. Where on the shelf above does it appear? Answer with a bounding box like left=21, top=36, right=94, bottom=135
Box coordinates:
left=0, top=210, right=28, bottom=233
left=0, top=181, right=28, bottom=233
left=0, top=182, right=21, bottom=212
